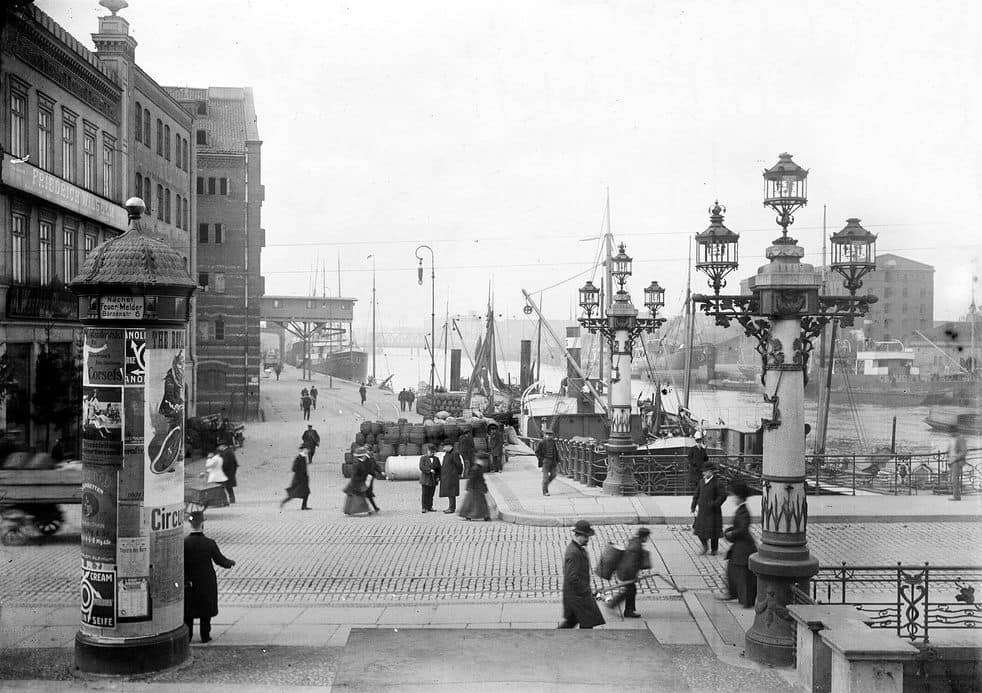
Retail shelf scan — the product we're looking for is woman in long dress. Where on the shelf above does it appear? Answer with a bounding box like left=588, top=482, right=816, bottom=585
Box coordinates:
left=457, top=452, right=491, bottom=521
left=343, top=447, right=375, bottom=516
left=280, top=446, right=311, bottom=510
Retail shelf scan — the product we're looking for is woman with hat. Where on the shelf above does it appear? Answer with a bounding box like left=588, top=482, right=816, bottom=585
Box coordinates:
left=691, top=462, right=726, bottom=555
left=718, top=481, right=757, bottom=607
left=558, top=520, right=605, bottom=629
left=457, top=452, right=491, bottom=521
left=343, top=447, right=376, bottom=516
left=280, top=445, right=311, bottom=511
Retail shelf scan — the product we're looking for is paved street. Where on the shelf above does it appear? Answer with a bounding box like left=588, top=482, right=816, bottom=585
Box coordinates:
left=3, top=365, right=981, bottom=612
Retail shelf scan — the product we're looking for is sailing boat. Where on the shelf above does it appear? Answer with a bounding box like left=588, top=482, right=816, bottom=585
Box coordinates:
left=307, top=256, right=370, bottom=382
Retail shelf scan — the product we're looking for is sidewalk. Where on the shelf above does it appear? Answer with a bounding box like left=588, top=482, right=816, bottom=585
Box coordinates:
left=489, top=443, right=982, bottom=526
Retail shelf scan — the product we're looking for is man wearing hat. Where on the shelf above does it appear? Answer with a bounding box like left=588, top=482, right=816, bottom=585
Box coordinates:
left=486, top=421, right=504, bottom=473
left=691, top=462, right=726, bottom=555
left=302, top=424, right=321, bottom=463
left=535, top=428, right=559, bottom=496
left=184, top=512, right=235, bottom=643
left=604, top=527, right=651, bottom=618
left=558, top=520, right=605, bottom=629
left=687, top=430, right=709, bottom=491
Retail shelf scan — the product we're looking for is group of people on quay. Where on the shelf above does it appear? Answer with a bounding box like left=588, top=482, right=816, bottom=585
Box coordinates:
left=299, top=386, right=319, bottom=420
left=397, top=388, right=416, bottom=412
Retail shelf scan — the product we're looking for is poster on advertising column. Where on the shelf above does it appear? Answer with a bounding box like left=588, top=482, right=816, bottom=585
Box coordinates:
left=144, top=329, right=185, bottom=504
left=83, top=328, right=124, bottom=386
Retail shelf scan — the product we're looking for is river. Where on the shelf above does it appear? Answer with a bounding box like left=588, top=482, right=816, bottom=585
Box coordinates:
left=374, top=346, right=964, bottom=455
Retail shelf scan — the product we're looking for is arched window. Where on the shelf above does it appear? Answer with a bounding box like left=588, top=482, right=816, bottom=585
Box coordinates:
left=144, top=176, right=151, bottom=212
left=156, top=119, right=163, bottom=155
left=164, top=188, right=171, bottom=223
left=164, top=124, right=171, bottom=160
left=134, top=102, right=142, bottom=142
left=156, top=184, right=163, bottom=220
left=135, top=172, right=142, bottom=199
left=143, top=110, right=150, bottom=148
left=175, top=194, right=181, bottom=228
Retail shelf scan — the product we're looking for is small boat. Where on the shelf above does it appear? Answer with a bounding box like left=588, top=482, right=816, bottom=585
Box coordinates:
left=924, top=409, right=982, bottom=436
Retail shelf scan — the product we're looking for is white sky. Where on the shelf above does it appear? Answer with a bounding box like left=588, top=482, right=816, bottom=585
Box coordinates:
left=40, top=0, right=982, bottom=329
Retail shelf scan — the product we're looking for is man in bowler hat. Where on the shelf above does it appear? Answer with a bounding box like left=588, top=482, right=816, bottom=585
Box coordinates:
left=558, top=520, right=605, bottom=629
left=184, top=512, right=235, bottom=643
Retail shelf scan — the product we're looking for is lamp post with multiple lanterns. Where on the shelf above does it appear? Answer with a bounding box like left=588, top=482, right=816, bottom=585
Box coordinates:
left=692, top=153, right=878, bottom=666
left=577, top=244, right=666, bottom=495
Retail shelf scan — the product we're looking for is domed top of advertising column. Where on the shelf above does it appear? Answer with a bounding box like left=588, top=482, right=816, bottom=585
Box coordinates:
left=68, top=197, right=197, bottom=325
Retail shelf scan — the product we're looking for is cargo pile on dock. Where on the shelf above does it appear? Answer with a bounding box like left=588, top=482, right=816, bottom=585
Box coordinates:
left=414, top=392, right=465, bottom=419
left=342, top=416, right=492, bottom=477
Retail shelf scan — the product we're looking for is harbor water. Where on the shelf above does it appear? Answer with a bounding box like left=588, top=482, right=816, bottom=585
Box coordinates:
left=373, top=346, right=967, bottom=455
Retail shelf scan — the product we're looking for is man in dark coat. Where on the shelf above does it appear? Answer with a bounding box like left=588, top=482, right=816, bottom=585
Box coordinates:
left=558, top=520, right=605, bottom=629
left=359, top=383, right=367, bottom=406
left=398, top=389, right=407, bottom=412
left=535, top=429, right=559, bottom=496
left=487, top=423, right=504, bottom=472
left=687, top=431, right=708, bottom=491
left=604, top=527, right=651, bottom=618
left=458, top=429, right=475, bottom=479
left=691, top=463, right=726, bottom=554
left=406, top=389, right=415, bottom=410
left=439, top=443, right=463, bottom=513
left=219, top=445, right=238, bottom=504
left=718, top=481, right=757, bottom=607
left=280, top=446, right=311, bottom=510
left=418, top=444, right=441, bottom=513
left=301, top=424, right=321, bottom=463
left=310, top=385, right=318, bottom=409
left=184, top=512, right=235, bottom=643
left=300, top=392, right=312, bottom=421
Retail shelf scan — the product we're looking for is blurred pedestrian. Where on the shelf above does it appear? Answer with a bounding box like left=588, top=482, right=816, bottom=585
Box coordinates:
left=398, top=388, right=408, bottom=412
left=406, top=389, right=415, bottom=410
left=184, top=512, right=235, bottom=643
left=219, top=445, right=238, bottom=504
left=949, top=431, right=967, bottom=501
left=457, top=452, right=492, bottom=521
left=536, top=428, right=559, bottom=496
left=343, top=447, right=376, bottom=516
left=300, top=391, right=312, bottom=421
left=487, top=422, right=504, bottom=472
left=310, top=385, right=318, bottom=409
left=419, top=443, right=441, bottom=513
left=280, top=445, right=311, bottom=510
left=204, top=450, right=228, bottom=507
left=302, top=424, right=321, bottom=463
left=439, top=443, right=463, bottom=513
left=691, top=462, right=726, bottom=555
left=604, top=527, right=651, bottom=618
left=558, top=520, right=605, bottom=629
left=458, top=427, right=475, bottom=479
left=717, top=481, right=757, bottom=607
left=359, top=383, right=367, bottom=406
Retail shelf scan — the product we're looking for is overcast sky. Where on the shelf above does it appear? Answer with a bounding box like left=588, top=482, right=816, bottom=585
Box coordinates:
left=41, top=0, right=981, bottom=330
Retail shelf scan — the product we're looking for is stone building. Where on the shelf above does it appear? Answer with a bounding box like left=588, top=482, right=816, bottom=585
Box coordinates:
left=851, top=253, right=934, bottom=343
left=1, top=3, right=128, bottom=455
left=165, top=86, right=264, bottom=419
left=90, top=3, right=198, bottom=413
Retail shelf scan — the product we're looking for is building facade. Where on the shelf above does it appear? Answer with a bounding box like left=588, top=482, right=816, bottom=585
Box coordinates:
left=166, top=86, right=264, bottom=419
left=1, top=4, right=127, bottom=454
left=852, top=254, right=934, bottom=343
left=89, top=7, right=198, bottom=413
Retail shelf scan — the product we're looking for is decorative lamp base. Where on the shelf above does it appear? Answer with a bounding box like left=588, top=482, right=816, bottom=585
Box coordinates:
left=75, top=626, right=189, bottom=676
left=744, top=551, right=819, bottom=667
left=601, top=442, right=637, bottom=496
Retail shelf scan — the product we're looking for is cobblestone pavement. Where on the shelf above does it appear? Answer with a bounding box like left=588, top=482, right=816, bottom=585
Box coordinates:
left=2, top=367, right=978, bottom=609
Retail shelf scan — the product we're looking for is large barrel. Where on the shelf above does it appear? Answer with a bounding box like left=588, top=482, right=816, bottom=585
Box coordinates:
left=443, top=423, right=461, bottom=442
left=403, top=443, right=421, bottom=457
left=371, top=421, right=383, bottom=435
left=359, top=421, right=373, bottom=435
left=378, top=443, right=395, bottom=460
left=385, top=455, right=422, bottom=481
left=425, top=423, right=444, bottom=442
left=408, top=425, right=426, bottom=444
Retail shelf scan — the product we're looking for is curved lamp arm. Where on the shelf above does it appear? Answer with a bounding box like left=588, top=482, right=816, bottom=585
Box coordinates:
left=414, top=244, right=433, bottom=285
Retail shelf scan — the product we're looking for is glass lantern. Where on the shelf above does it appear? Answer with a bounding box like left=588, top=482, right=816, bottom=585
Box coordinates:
left=644, top=281, right=665, bottom=316
left=763, top=153, right=809, bottom=235
left=695, top=201, right=740, bottom=294
left=610, top=243, right=633, bottom=289
left=579, top=280, right=601, bottom=317
left=830, top=218, right=877, bottom=294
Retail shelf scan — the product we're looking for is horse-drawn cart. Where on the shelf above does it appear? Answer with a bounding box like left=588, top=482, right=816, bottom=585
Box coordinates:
left=0, top=465, right=82, bottom=545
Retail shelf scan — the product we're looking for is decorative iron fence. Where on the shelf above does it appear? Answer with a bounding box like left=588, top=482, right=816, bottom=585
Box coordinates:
left=791, top=563, right=982, bottom=643
left=545, top=438, right=973, bottom=497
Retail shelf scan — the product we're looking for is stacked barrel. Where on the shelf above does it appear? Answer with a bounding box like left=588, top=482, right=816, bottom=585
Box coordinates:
left=341, top=417, right=493, bottom=477
left=415, top=392, right=465, bottom=419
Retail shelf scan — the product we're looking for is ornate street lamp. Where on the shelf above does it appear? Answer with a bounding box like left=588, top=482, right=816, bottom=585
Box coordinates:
left=830, top=217, right=877, bottom=295
left=692, top=154, right=877, bottom=666
left=414, top=245, right=435, bottom=402
left=695, top=201, right=740, bottom=294
left=577, top=247, right=665, bottom=495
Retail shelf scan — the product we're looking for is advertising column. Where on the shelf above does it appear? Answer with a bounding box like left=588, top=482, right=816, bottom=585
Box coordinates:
left=70, top=198, right=195, bottom=675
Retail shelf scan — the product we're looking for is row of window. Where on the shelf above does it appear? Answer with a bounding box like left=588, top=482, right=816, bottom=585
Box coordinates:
left=882, top=286, right=929, bottom=298
left=196, top=176, right=231, bottom=196
left=9, top=207, right=103, bottom=285
left=880, top=303, right=928, bottom=316
left=198, top=223, right=224, bottom=244
left=199, top=317, right=226, bottom=341
left=8, top=83, right=116, bottom=198
left=133, top=173, right=190, bottom=230
left=133, top=101, right=190, bottom=172
left=198, top=271, right=227, bottom=293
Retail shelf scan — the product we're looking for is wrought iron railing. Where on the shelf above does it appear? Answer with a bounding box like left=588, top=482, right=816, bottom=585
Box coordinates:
left=791, top=563, right=982, bottom=643
left=546, top=438, right=974, bottom=497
